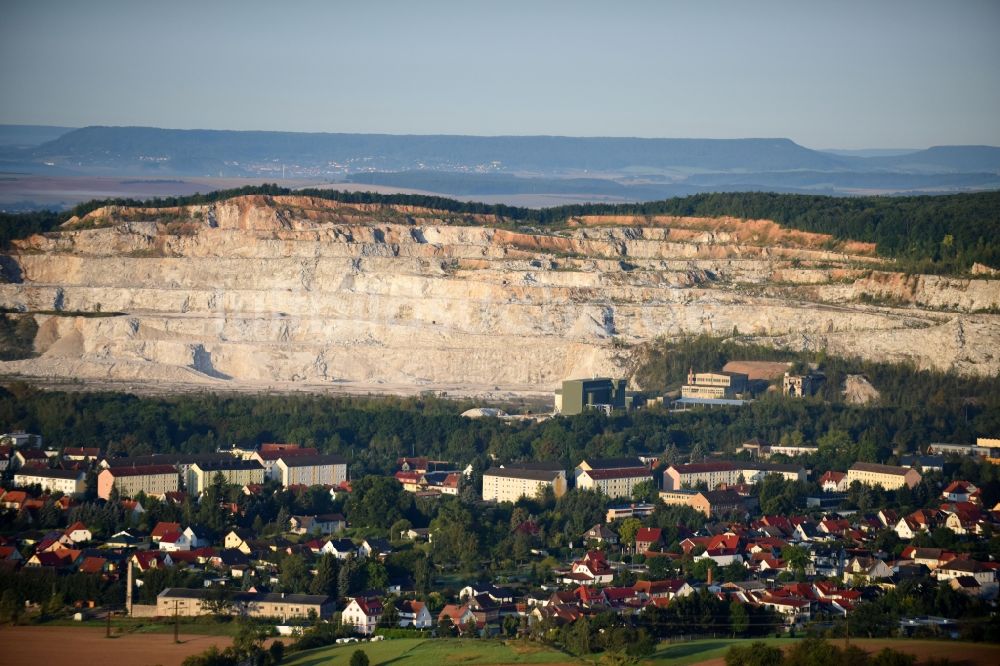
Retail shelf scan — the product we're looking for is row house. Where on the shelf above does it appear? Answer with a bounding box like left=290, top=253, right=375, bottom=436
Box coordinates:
left=482, top=463, right=567, bottom=502
left=575, top=458, right=651, bottom=499
left=14, top=467, right=87, bottom=497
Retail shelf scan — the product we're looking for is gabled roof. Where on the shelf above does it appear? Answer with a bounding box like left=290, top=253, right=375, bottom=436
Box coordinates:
left=151, top=522, right=181, bottom=539
left=104, top=464, right=178, bottom=477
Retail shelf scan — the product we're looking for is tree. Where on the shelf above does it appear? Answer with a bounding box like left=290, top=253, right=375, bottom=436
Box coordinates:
left=0, top=589, right=20, bottom=625
left=724, top=641, right=782, bottom=666
left=618, top=517, right=643, bottom=551
left=729, top=601, right=749, bottom=637
left=631, top=479, right=658, bottom=503
left=202, top=586, right=234, bottom=618
left=310, top=553, right=339, bottom=597
left=350, top=649, right=370, bottom=666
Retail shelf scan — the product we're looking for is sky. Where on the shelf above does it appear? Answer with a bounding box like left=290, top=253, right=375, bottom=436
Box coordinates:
left=1, top=0, right=999, bottom=149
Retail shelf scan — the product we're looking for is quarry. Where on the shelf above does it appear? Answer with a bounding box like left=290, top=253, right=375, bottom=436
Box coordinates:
left=0, top=194, right=997, bottom=398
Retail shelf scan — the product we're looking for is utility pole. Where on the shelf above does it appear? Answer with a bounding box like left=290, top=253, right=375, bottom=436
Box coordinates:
left=174, top=600, right=180, bottom=643
left=106, top=609, right=112, bottom=638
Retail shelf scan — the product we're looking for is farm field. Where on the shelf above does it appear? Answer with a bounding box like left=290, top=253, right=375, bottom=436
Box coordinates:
left=283, top=638, right=576, bottom=666
left=0, top=625, right=239, bottom=666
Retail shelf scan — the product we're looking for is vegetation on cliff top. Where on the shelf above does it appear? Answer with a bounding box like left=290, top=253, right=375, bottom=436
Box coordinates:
left=1, top=186, right=998, bottom=273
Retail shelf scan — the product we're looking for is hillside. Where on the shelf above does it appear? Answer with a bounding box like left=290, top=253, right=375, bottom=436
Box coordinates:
left=0, top=194, right=997, bottom=396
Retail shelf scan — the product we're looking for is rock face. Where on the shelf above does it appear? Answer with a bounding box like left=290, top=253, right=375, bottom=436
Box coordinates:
left=0, top=195, right=998, bottom=395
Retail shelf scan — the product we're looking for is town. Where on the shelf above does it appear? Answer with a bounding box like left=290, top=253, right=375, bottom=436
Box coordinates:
left=1, top=367, right=999, bottom=664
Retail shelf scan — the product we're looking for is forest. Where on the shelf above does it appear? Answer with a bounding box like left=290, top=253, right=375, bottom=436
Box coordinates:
left=1, top=186, right=998, bottom=272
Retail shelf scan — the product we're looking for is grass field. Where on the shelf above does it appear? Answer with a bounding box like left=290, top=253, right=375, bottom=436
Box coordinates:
left=283, top=638, right=577, bottom=666
left=285, top=637, right=1000, bottom=666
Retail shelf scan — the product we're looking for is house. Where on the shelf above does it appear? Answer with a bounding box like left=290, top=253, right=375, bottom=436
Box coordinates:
left=560, top=550, right=614, bottom=586
left=635, top=527, right=663, bottom=553
left=63, top=521, right=92, bottom=544
left=633, top=579, right=694, bottom=601
left=691, top=489, right=749, bottom=518
left=359, top=538, right=393, bottom=560
left=151, top=522, right=182, bottom=542
left=98, top=465, right=179, bottom=500
left=131, top=551, right=173, bottom=572
left=843, top=556, right=892, bottom=585
left=847, top=462, right=921, bottom=490
left=942, top=481, right=979, bottom=504
left=63, top=447, right=101, bottom=462
left=935, top=559, right=995, bottom=586
left=321, top=538, right=357, bottom=560
left=482, top=463, right=567, bottom=502
left=13, top=467, right=87, bottom=497
left=575, top=458, right=651, bottom=499
left=582, top=523, right=618, bottom=544
left=158, top=531, right=192, bottom=552
left=395, top=599, right=433, bottom=628
left=288, top=513, right=346, bottom=535
left=12, top=448, right=53, bottom=470
left=438, top=604, right=478, bottom=632
left=819, top=471, right=849, bottom=493
left=224, top=529, right=254, bottom=554
left=341, top=597, right=383, bottom=635
left=760, top=595, right=811, bottom=625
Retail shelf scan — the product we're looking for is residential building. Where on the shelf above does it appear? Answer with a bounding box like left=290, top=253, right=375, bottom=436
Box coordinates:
left=691, top=489, right=749, bottom=518
left=274, top=454, right=347, bottom=488
left=250, top=446, right=319, bottom=481
left=978, top=437, right=1000, bottom=464
left=819, top=471, right=849, bottom=493
left=188, top=459, right=265, bottom=494
left=97, top=465, right=179, bottom=500
left=288, top=513, right=345, bottom=535
left=156, top=588, right=334, bottom=620
left=341, top=597, right=383, bottom=635
left=14, top=468, right=86, bottom=496
left=396, top=599, right=433, bottom=628
left=847, top=462, right=921, bottom=490
left=554, top=377, right=627, bottom=416
left=663, top=461, right=806, bottom=491
left=482, top=463, right=567, bottom=502
left=582, top=523, right=618, bottom=544
left=605, top=503, right=656, bottom=521
left=575, top=457, right=651, bottom=498
left=936, top=560, right=995, bottom=586
left=63, top=447, right=101, bottom=462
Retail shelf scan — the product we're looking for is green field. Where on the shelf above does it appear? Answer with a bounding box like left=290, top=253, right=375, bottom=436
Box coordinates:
left=282, top=637, right=1000, bottom=666
left=283, top=638, right=576, bottom=666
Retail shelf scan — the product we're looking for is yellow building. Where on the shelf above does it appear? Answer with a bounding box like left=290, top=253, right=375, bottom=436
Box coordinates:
left=188, top=460, right=265, bottom=494
left=14, top=468, right=86, bottom=497
left=978, top=438, right=1000, bottom=464
left=274, top=454, right=347, bottom=488
left=482, top=464, right=567, bottom=502
left=98, top=465, right=179, bottom=500
left=847, top=462, right=921, bottom=490
left=575, top=458, right=651, bottom=499
left=681, top=370, right=749, bottom=400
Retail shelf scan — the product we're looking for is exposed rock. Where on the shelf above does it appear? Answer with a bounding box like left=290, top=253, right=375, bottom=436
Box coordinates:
left=843, top=375, right=881, bottom=405
left=0, top=195, right=998, bottom=396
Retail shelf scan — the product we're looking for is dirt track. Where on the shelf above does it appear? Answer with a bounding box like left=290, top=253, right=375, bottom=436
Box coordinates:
left=0, top=626, right=237, bottom=666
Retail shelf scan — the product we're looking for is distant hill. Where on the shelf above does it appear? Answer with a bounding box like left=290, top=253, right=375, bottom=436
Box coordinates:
left=2, top=125, right=998, bottom=198
left=16, top=125, right=848, bottom=174
left=0, top=124, right=75, bottom=149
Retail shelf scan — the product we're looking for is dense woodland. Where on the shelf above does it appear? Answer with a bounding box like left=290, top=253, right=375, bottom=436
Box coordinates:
left=1, top=186, right=999, bottom=272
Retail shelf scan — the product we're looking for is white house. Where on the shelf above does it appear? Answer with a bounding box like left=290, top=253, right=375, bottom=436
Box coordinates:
left=341, top=597, right=382, bottom=635
left=395, top=599, right=433, bottom=628
left=320, top=538, right=357, bottom=560
left=63, top=521, right=92, bottom=544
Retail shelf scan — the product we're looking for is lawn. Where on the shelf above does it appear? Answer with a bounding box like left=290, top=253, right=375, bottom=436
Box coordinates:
left=283, top=638, right=577, bottom=666
left=640, top=637, right=1000, bottom=666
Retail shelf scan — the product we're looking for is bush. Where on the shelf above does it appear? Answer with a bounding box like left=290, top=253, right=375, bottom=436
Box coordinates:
left=350, top=649, right=370, bottom=666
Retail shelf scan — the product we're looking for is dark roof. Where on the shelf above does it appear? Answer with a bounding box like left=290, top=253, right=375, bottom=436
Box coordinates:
left=850, top=462, right=912, bottom=476
left=506, top=461, right=565, bottom=471
left=700, top=490, right=744, bottom=504
left=582, top=457, right=645, bottom=470
left=15, top=467, right=85, bottom=480
left=193, top=459, right=264, bottom=472
left=278, top=454, right=347, bottom=467
left=485, top=467, right=562, bottom=481
left=107, top=453, right=233, bottom=468
left=104, top=465, right=178, bottom=477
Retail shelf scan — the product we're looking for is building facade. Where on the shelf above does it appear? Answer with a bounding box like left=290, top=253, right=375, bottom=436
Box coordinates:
left=663, top=461, right=806, bottom=491
left=482, top=464, right=567, bottom=502
left=97, top=465, right=179, bottom=500
left=274, top=454, right=347, bottom=488
left=681, top=370, right=749, bottom=400
left=156, top=588, right=334, bottom=620
left=14, top=468, right=86, bottom=496
left=847, top=462, right=922, bottom=490
left=188, top=460, right=265, bottom=494
left=575, top=458, right=651, bottom=498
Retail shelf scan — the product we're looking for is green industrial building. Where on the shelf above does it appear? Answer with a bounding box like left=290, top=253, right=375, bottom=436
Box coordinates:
left=554, top=377, right=627, bottom=415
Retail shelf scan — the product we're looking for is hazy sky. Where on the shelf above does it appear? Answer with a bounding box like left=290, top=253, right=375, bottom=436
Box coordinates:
left=2, top=0, right=999, bottom=148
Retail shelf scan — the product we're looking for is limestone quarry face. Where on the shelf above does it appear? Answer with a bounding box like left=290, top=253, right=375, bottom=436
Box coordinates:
left=0, top=195, right=997, bottom=396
